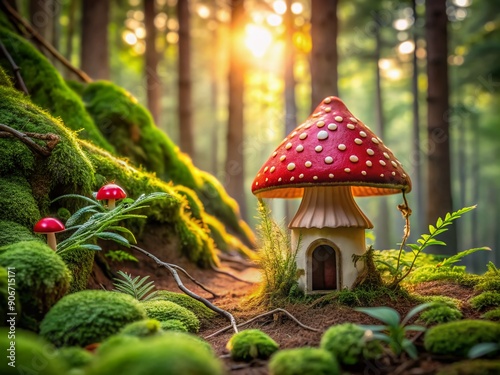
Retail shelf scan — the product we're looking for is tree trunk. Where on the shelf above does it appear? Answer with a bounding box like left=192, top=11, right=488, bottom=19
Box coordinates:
left=81, top=0, right=110, bottom=80
left=145, top=0, right=162, bottom=125
left=177, top=0, right=194, bottom=156
left=64, top=0, right=78, bottom=66
left=310, top=0, right=338, bottom=109
left=225, top=0, right=247, bottom=220
left=425, top=0, right=456, bottom=254
left=29, top=0, right=53, bottom=41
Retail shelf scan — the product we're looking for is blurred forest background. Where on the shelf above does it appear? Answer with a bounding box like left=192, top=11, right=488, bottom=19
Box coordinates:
left=5, top=0, right=500, bottom=270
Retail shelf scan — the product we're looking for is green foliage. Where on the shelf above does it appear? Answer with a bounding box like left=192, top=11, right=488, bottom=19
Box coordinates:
left=424, top=320, right=500, bottom=357
left=119, top=319, right=163, bottom=338
left=153, top=290, right=216, bottom=323
left=356, top=303, right=432, bottom=359
left=88, top=333, right=223, bottom=375
left=0, top=241, right=71, bottom=329
left=470, top=292, right=500, bottom=310
left=475, top=277, right=500, bottom=292
left=437, top=360, right=500, bottom=375
left=96, top=335, right=141, bottom=357
left=320, top=323, right=382, bottom=365
left=0, top=220, right=41, bottom=246
left=268, top=347, right=340, bottom=375
left=141, top=300, right=200, bottom=333
left=60, top=248, right=95, bottom=293
left=416, top=295, right=462, bottom=308
left=482, top=308, right=500, bottom=321
left=419, top=305, right=463, bottom=325
left=0, top=175, right=41, bottom=228
left=333, top=283, right=412, bottom=307
left=0, top=66, right=12, bottom=87
left=468, top=342, right=500, bottom=359
left=227, top=329, right=279, bottom=361
left=113, top=270, right=158, bottom=301
left=0, top=328, right=64, bottom=375
left=160, top=319, right=188, bottom=332
left=105, top=250, right=138, bottom=263
left=40, top=290, right=147, bottom=347
left=253, top=202, right=299, bottom=306
left=55, top=346, right=94, bottom=370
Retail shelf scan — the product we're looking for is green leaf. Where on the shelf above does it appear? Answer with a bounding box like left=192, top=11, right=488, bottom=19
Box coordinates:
left=436, top=217, right=443, bottom=227
left=401, top=303, right=433, bottom=325
left=468, top=342, right=499, bottom=359
left=51, top=194, right=100, bottom=206
left=438, top=247, right=491, bottom=268
left=404, top=324, right=427, bottom=332
left=358, top=325, right=387, bottom=332
left=76, top=244, right=102, bottom=251
left=429, top=224, right=436, bottom=234
left=96, top=232, right=130, bottom=247
left=107, top=226, right=137, bottom=244
left=401, top=339, right=418, bottom=359
left=355, top=307, right=401, bottom=327
left=425, top=239, right=447, bottom=247
left=66, top=205, right=102, bottom=227
left=371, top=332, right=391, bottom=343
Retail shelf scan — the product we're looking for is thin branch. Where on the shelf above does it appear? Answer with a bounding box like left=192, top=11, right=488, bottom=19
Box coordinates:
left=168, top=263, right=218, bottom=298
left=218, top=253, right=258, bottom=268
left=1, top=0, right=92, bottom=83
left=0, top=123, right=59, bottom=156
left=209, top=263, right=254, bottom=285
left=205, top=308, right=320, bottom=339
left=0, top=39, right=29, bottom=94
left=130, top=245, right=238, bottom=333
left=391, top=190, right=412, bottom=286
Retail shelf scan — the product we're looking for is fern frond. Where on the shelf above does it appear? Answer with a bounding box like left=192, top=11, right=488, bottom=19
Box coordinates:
left=113, top=270, right=158, bottom=301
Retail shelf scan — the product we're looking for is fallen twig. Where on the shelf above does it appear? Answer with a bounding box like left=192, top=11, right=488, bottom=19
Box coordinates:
left=130, top=245, right=237, bottom=333
left=205, top=308, right=320, bottom=339
left=0, top=123, right=59, bottom=156
left=0, top=39, right=29, bottom=94
left=168, top=263, right=218, bottom=298
left=209, top=263, right=254, bottom=285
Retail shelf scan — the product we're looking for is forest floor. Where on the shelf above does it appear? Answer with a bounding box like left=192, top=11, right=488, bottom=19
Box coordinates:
left=89, top=227, right=481, bottom=375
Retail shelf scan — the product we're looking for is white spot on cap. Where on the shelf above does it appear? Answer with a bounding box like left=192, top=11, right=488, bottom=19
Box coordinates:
left=335, top=116, right=343, bottom=122
left=379, top=160, right=387, bottom=166
left=383, top=152, right=390, bottom=159
left=380, top=174, right=385, bottom=177
left=280, top=155, right=286, bottom=162
left=299, top=133, right=308, bottom=140
left=315, top=145, right=323, bottom=152
left=291, top=131, right=297, bottom=137
left=344, top=168, right=351, bottom=173
left=278, top=177, right=282, bottom=182
left=290, top=176, right=295, bottom=181
left=325, top=107, right=331, bottom=113
left=367, top=149, right=375, bottom=156
left=391, top=161, right=398, bottom=168
left=329, top=174, right=334, bottom=178
left=264, top=166, right=269, bottom=172
left=305, top=123, right=312, bottom=129
left=317, top=130, right=329, bottom=140
left=325, top=156, right=333, bottom=164
left=361, top=171, right=367, bottom=175
left=317, top=121, right=325, bottom=128
left=257, top=173, right=261, bottom=177
left=285, top=142, right=292, bottom=150
left=350, top=155, right=359, bottom=163
left=366, top=161, right=373, bottom=167
left=350, top=117, right=358, bottom=123
left=299, top=173, right=304, bottom=178
left=272, top=152, right=277, bottom=158
left=327, top=123, right=338, bottom=131
left=338, top=144, right=346, bottom=151
left=403, top=173, right=407, bottom=177
left=265, top=178, right=268, bottom=182
left=305, top=161, right=312, bottom=168
left=287, top=163, right=296, bottom=171
left=371, top=137, right=379, bottom=144
left=313, top=176, right=318, bottom=180
left=296, top=145, right=304, bottom=152
left=270, top=166, right=276, bottom=173
left=347, top=124, right=355, bottom=130
left=355, top=138, right=363, bottom=145
left=324, top=97, right=332, bottom=104
left=359, top=131, right=367, bottom=138
left=255, top=182, right=258, bottom=186
left=392, top=172, right=396, bottom=176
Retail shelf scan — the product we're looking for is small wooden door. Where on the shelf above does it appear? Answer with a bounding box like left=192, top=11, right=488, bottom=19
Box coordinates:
left=312, top=245, right=337, bottom=290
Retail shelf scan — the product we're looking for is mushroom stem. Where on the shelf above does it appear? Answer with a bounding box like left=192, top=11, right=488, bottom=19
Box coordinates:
left=46, top=233, right=57, bottom=251
left=107, top=199, right=116, bottom=210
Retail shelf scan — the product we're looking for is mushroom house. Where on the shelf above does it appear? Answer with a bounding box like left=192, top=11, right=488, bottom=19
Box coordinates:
left=251, top=96, right=411, bottom=294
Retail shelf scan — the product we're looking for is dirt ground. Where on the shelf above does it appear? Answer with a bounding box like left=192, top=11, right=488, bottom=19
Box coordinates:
left=88, top=230, right=486, bottom=375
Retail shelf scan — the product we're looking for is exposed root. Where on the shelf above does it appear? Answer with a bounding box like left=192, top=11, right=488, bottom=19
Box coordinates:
left=0, top=39, right=29, bottom=94
left=0, top=123, right=60, bottom=156
left=209, top=263, right=254, bottom=285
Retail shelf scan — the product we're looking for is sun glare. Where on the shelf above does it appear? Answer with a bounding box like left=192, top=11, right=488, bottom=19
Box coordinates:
left=245, top=24, right=273, bottom=58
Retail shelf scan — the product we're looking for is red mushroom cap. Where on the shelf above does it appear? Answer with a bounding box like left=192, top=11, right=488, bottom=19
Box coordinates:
left=252, top=96, right=412, bottom=198
left=96, top=184, right=127, bottom=201
left=34, top=217, right=65, bottom=234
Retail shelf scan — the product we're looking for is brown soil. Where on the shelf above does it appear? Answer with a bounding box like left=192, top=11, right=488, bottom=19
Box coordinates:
left=88, top=231, right=487, bottom=375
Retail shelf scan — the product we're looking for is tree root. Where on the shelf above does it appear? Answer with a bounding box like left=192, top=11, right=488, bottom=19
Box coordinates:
left=0, top=123, right=60, bottom=156
left=130, top=245, right=237, bottom=333
left=217, top=253, right=258, bottom=268
left=209, top=263, right=254, bottom=284
left=0, top=39, right=29, bottom=94
left=205, top=308, right=320, bottom=339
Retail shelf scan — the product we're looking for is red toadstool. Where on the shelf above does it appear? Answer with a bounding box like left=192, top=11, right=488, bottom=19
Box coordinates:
left=34, top=217, right=65, bottom=251
left=251, top=96, right=411, bottom=293
left=96, top=183, right=127, bottom=209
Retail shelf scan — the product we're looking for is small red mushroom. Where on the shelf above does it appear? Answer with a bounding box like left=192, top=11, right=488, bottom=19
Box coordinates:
left=96, top=183, right=127, bottom=209
left=34, top=217, right=65, bottom=251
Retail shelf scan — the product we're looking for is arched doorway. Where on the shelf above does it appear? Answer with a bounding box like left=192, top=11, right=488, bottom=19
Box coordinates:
left=312, top=245, right=337, bottom=290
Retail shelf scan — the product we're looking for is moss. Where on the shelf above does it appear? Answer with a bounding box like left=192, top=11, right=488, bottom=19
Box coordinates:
left=0, top=328, right=65, bottom=375
left=0, top=66, right=12, bottom=87
left=141, top=300, right=200, bottom=333
left=97, top=335, right=141, bottom=357
left=40, top=290, right=147, bottom=347
left=424, top=320, right=500, bottom=357
left=60, top=248, right=95, bottom=293
left=333, top=284, right=412, bottom=307
left=0, top=220, right=42, bottom=246
left=482, top=308, right=500, bottom=321
left=475, top=277, right=500, bottom=293
left=0, top=175, right=41, bottom=228
left=470, top=292, right=500, bottom=310
left=160, top=319, right=188, bottom=332
left=437, top=360, right=500, bottom=375
left=268, top=347, right=340, bottom=375
left=320, top=323, right=382, bottom=366
left=416, top=295, right=462, bottom=309
left=419, top=305, right=463, bottom=325
left=0, top=241, right=71, bottom=329
left=89, top=333, right=223, bottom=375
left=55, top=346, right=94, bottom=370
left=227, top=329, right=279, bottom=361
left=173, top=185, right=204, bottom=220
left=153, top=290, right=216, bottom=323
left=0, top=28, right=114, bottom=151
left=119, top=319, right=163, bottom=338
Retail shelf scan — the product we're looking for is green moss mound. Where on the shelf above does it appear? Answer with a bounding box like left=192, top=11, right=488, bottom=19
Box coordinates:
left=437, top=360, right=500, bottom=375
left=153, top=290, right=216, bottom=323
left=40, top=290, right=147, bottom=347
left=419, top=305, right=463, bottom=325
left=0, top=28, right=113, bottom=151
left=0, top=241, right=71, bottom=329
left=141, top=300, right=200, bottom=333
left=160, top=319, right=188, bottom=332
left=55, top=346, right=94, bottom=371
left=475, top=277, right=500, bottom=292
left=227, top=329, right=279, bottom=361
left=97, top=335, right=141, bottom=358
left=60, top=248, right=95, bottom=293
left=320, top=323, right=382, bottom=366
left=0, top=328, right=64, bottom=375
left=424, top=320, right=500, bottom=357
left=470, top=292, right=500, bottom=310
left=0, top=175, right=41, bottom=228
left=119, top=319, right=163, bottom=338
left=482, top=308, right=500, bottom=321
left=0, top=220, right=41, bottom=247
left=269, top=347, right=340, bottom=375
left=89, top=333, right=223, bottom=375
left=0, top=65, right=12, bottom=87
